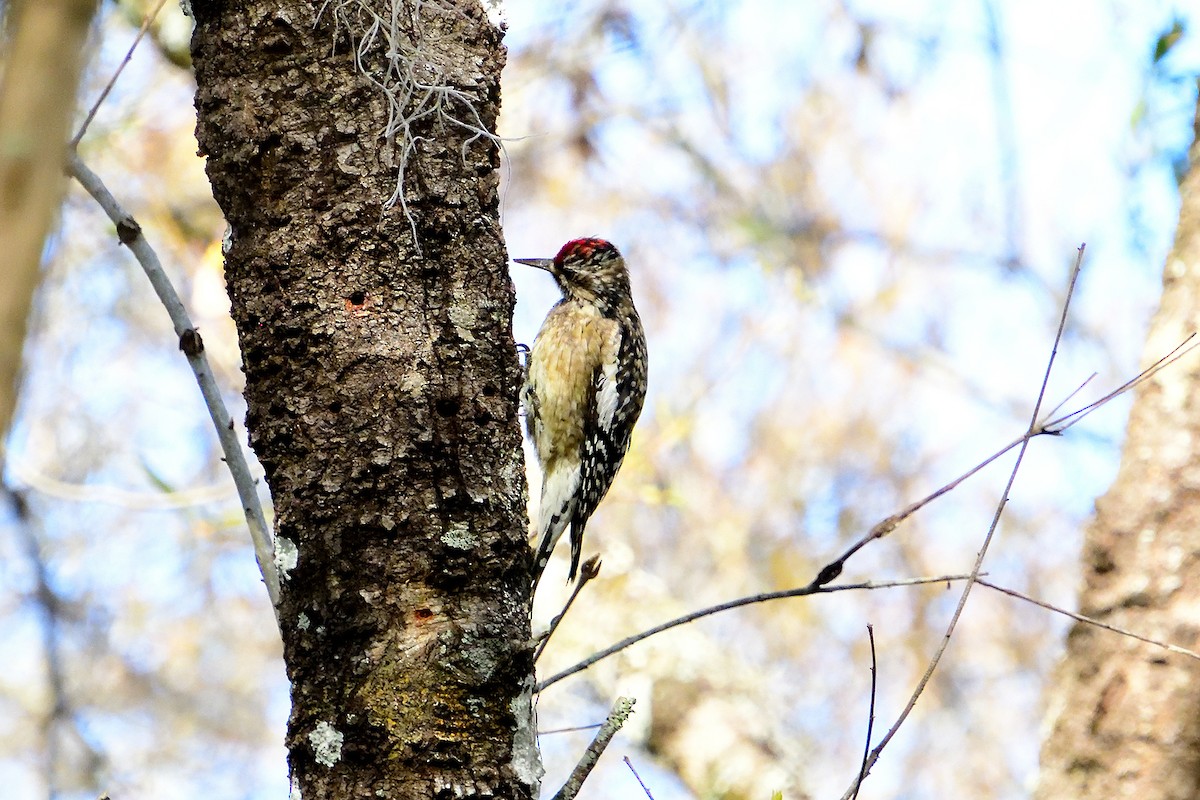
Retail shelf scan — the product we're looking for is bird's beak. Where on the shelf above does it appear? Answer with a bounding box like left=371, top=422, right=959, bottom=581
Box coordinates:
left=514, top=257, right=555, bottom=272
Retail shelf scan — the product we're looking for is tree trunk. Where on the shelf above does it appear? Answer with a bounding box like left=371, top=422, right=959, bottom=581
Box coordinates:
left=1035, top=103, right=1200, bottom=799
left=0, top=0, right=98, bottom=437
left=190, top=3, right=537, bottom=798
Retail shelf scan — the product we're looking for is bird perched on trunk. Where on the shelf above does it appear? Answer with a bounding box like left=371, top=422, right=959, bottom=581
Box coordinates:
left=517, top=238, right=648, bottom=585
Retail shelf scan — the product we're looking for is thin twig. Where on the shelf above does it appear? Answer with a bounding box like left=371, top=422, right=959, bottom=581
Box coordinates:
left=1044, top=333, right=1199, bottom=433
left=810, top=330, right=1198, bottom=591
left=810, top=438, right=1022, bottom=587
left=11, top=458, right=249, bottom=510
left=534, top=555, right=601, bottom=662
left=6, top=489, right=110, bottom=789
left=850, top=624, right=878, bottom=800
left=978, top=578, right=1200, bottom=661
left=11, top=491, right=85, bottom=785
left=72, top=0, right=170, bottom=147
left=1041, top=371, right=1097, bottom=422
left=838, top=245, right=1086, bottom=799
left=538, top=723, right=605, bottom=736
left=67, top=153, right=280, bottom=611
left=536, top=573, right=973, bottom=692
left=552, top=697, right=635, bottom=800
left=624, top=756, right=656, bottom=800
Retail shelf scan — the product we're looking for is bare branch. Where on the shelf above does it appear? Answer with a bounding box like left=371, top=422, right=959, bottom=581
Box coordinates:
left=536, top=573, right=973, bottom=692
left=66, top=153, right=280, bottom=611
left=535, top=555, right=601, bottom=662
left=1040, top=371, right=1097, bottom=423
left=71, top=0, right=169, bottom=147
left=1044, top=333, right=1199, bottom=434
left=978, top=578, right=1200, bottom=661
left=624, top=756, right=656, bottom=800
left=10, top=458, right=251, bottom=510
left=850, top=624, right=878, bottom=800
left=552, top=697, right=635, bottom=800
left=537, top=723, right=604, bottom=736
left=7, top=489, right=106, bottom=790
left=811, top=437, right=1022, bottom=586
left=810, top=332, right=1198, bottom=592
left=839, top=245, right=1086, bottom=798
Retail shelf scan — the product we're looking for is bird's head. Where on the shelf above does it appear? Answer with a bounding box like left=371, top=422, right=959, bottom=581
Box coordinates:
left=515, top=238, right=632, bottom=309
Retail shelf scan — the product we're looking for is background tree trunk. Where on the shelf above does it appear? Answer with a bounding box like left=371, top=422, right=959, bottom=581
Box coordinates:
left=0, top=0, right=98, bottom=438
left=1035, top=101, right=1200, bottom=800
left=190, top=3, right=537, bottom=798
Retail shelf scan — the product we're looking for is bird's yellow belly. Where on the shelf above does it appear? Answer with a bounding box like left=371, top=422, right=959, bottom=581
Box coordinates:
left=528, top=303, right=613, bottom=464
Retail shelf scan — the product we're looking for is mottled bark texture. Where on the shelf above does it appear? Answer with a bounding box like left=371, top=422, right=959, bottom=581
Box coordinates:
left=1035, top=105, right=1200, bottom=799
left=190, top=3, right=538, bottom=798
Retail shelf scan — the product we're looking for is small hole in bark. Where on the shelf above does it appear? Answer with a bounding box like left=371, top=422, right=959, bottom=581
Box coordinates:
left=413, top=608, right=434, bottom=621
left=348, top=290, right=366, bottom=305
left=328, top=400, right=342, bottom=413
left=435, top=398, right=459, bottom=417
left=482, top=384, right=498, bottom=397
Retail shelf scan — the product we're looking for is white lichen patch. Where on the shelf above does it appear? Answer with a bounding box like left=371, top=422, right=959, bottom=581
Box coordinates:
left=483, top=0, right=506, bottom=29
left=400, top=370, right=428, bottom=396
left=449, top=304, right=478, bottom=341
left=309, top=721, right=344, bottom=768
left=298, top=612, right=311, bottom=631
left=442, top=521, right=473, bottom=550
left=510, top=678, right=543, bottom=789
left=276, top=536, right=299, bottom=580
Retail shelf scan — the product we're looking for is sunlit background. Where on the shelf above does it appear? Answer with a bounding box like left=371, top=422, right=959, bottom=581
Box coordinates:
left=2, top=0, right=1198, bottom=798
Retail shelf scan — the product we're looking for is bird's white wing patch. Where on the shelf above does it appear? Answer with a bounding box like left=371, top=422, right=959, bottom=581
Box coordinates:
left=595, top=325, right=622, bottom=432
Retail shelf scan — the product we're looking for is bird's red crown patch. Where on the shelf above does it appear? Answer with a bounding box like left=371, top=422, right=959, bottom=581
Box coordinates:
left=554, top=237, right=615, bottom=266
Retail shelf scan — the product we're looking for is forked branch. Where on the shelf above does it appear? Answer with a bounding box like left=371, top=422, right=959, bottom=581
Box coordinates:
left=537, top=573, right=973, bottom=691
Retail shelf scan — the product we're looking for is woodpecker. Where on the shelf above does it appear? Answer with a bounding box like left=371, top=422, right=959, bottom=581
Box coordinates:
left=517, top=238, right=648, bottom=584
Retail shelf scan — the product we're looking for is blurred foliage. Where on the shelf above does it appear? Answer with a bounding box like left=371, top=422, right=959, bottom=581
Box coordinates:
left=1153, top=18, right=1185, bottom=64
left=114, top=0, right=191, bottom=68
left=2, top=1, right=1199, bottom=799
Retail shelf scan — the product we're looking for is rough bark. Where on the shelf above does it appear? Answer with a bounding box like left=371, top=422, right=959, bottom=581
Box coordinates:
left=190, top=3, right=537, bottom=798
left=1035, top=104, right=1200, bottom=799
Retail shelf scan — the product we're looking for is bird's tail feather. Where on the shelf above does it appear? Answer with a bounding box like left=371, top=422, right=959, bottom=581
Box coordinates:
left=531, top=464, right=579, bottom=587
